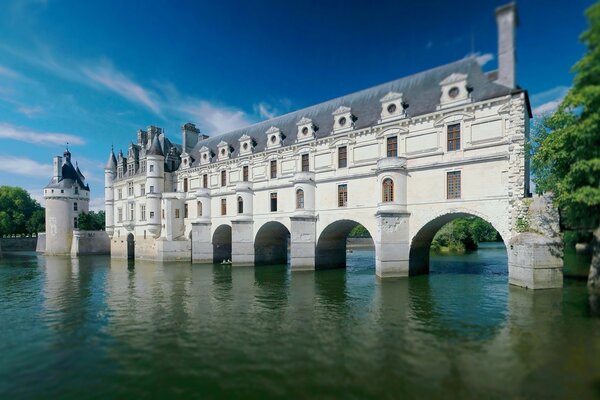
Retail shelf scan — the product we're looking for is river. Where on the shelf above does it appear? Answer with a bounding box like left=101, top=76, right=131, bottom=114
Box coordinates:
left=0, top=244, right=599, bottom=399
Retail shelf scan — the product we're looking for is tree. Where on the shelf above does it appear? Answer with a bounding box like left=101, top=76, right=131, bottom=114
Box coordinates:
left=0, top=186, right=45, bottom=235
left=77, top=210, right=105, bottom=231
left=531, top=3, right=600, bottom=291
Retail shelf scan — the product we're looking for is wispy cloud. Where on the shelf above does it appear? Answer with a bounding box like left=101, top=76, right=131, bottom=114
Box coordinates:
left=0, top=155, right=52, bottom=177
left=531, top=86, right=569, bottom=116
left=475, top=53, right=494, bottom=67
left=0, top=122, right=85, bottom=146
left=0, top=65, right=21, bottom=79
left=89, top=196, right=105, bottom=211
left=254, top=102, right=278, bottom=119
left=81, top=62, right=162, bottom=115
left=17, top=105, right=44, bottom=117
left=178, top=100, right=250, bottom=133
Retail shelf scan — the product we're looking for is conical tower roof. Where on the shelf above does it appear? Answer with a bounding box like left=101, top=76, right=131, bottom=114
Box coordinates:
left=105, top=147, right=117, bottom=170
left=147, top=132, right=164, bottom=156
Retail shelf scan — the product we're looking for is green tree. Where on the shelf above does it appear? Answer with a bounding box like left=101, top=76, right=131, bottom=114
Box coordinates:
left=0, top=186, right=45, bottom=235
left=77, top=211, right=105, bottom=231
left=531, top=3, right=600, bottom=291
left=431, top=217, right=499, bottom=254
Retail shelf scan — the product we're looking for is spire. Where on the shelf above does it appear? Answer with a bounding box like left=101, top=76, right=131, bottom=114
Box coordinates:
left=105, top=146, right=117, bottom=171
left=147, top=131, right=164, bottom=156
left=63, top=143, right=72, bottom=163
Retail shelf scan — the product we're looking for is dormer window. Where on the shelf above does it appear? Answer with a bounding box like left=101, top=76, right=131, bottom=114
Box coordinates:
left=296, top=117, right=315, bottom=142
left=439, top=73, right=470, bottom=109
left=266, top=126, right=283, bottom=148
left=332, top=106, right=353, bottom=133
left=238, top=134, right=254, bottom=155
left=199, top=146, right=212, bottom=165
left=380, top=92, right=405, bottom=122
left=217, top=141, right=231, bottom=161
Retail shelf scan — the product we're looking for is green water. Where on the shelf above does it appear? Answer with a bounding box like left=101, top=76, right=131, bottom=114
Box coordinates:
left=1, top=244, right=599, bottom=399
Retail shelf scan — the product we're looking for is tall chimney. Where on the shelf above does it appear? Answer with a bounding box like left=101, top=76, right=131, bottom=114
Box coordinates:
left=495, top=2, right=518, bottom=88
left=53, top=155, right=62, bottom=182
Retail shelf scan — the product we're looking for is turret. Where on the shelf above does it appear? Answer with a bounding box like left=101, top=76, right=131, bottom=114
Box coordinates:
left=104, top=147, right=117, bottom=236
left=146, top=133, right=164, bottom=237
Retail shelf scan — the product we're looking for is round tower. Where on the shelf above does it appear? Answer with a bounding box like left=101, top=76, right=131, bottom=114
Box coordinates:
left=146, top=133, right=164, bottom=238
left=43, top=148, right=90, bottom=255
left=104, top=147, right=117, bottom=237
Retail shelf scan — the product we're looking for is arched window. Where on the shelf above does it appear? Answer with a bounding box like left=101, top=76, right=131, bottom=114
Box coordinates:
left=296, top=189, right=304, bottom=209
left=237, top=196, right=244, bottom=214
left=197, top=201, right=203, bottom=217
left=382, top=178, right=394, bottom=202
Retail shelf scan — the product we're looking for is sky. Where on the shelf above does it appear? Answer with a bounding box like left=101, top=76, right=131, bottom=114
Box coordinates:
left=0, top=0, right=594, bottom=210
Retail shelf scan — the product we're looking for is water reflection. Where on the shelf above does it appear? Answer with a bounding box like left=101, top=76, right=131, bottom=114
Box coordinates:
left=0, top=249, right=599, bottom=398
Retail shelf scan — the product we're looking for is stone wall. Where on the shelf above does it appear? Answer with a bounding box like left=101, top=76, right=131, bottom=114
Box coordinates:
left=0, top=236, right=38, bottom=252
left=70, top=230, right=111, bottom=256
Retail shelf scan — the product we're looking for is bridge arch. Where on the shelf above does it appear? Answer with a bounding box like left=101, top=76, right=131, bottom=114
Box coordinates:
left=212, top=224, right=232, bottom=263
left=254, top=221, right=291, bottom=265
left=315, top=219, right=375, bottom=269
left=409, top=210, right=506, bottom=276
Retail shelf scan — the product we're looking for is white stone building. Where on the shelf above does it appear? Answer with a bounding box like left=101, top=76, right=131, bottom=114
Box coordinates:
left=106, top=3, right=563, bottom=289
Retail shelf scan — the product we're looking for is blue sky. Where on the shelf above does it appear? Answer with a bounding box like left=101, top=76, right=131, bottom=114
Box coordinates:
left=0, top=0, right=594, bottom=209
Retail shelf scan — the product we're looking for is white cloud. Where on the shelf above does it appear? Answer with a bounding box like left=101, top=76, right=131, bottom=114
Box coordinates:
left=476, top=53, right=494, bottom=66
left=17, top=105, right=44, bottom=117
left=0, top=122, right=85, bottom=146
left=89, top=196, right=104, bottom=211
left=0, top=155, right=52, bottom=177
left=254, top=102, right=278, bottom=120
left=178, top=100, right=250, bottom=134
left=81, top=63, right=162, bottom=115
left=531, top=86, right=569, bottom=116
left=0, top=65, right=21, bottom=79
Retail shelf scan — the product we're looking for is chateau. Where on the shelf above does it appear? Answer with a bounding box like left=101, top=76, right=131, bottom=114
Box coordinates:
left=105, top=3, right=563, bottom=289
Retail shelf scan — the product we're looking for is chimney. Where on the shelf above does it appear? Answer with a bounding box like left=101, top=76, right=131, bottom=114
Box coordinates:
left=53, top=155, right=62, bottom=182
left=495, top=2, right=518, bottom=88
left=182, top=122, right=200, bottom=154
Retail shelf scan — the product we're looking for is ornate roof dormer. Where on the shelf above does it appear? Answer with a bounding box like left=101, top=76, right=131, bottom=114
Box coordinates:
left=379, top=91, right=406, bottom=122
left=439, top=72, right=471, bottom=109
left=266, top=126, right=283, bottom=149
left=217, top=140, right=231, bottom=161
left=199, top=146, right=212, bottom=165
left=296, top=117, right=316, bottom=143
left=332, top=106, right=354, bottom=133
left=238, top=134, right=254, bottom=156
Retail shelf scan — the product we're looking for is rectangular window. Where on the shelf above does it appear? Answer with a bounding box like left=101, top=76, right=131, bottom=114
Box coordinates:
left=338, top=146, right=347, bottom=168
left=221, top=170, right=226, bottom=187
left=118, top=189, right=122, bottom=200
left=129, top=203, right=134, bottom=221
left=301, top=154, right=309, bottom=172
left=270, top=160, right=277, bottom=179
left=140, top=185, right=145, bottom=196
left=184, top=204, right=188, bottom=218
left=73, top=202, right=78, bottom=211
left=149, top=211, right=155, bottom=218
left=203, top=174, right=208, bottom=188
left=270, top=193, right=278, bottom=212
left=197, top=201, right=203, bottom=217
left=74, top=187, right=78, bottom=195
left=387, top=136, right=398, bottom=157
left=447, top=171, right=461, bottom=199
left=175, top=209, right=180, bottom=219
left=149, top=186, right=154, bottom=194
left=338, top=184, right=348, bottom=207
left=140, top=205, right=146, bottom=221
left=74, top=217, right=78, bottom=229
left=149, top=164, right=154, bottom=172
left=183, top=178, right=188, bottom=192
left=141, top=160, right=146, bottom=173
left=128, top=182, right=133, bottom=196
left=221, top=198, right=227, bottom=215
left=118, top=208, right=123, bottom=222
left=243, top=166, right=249, bottom=182
left=447, top=123, right=461, bottom=151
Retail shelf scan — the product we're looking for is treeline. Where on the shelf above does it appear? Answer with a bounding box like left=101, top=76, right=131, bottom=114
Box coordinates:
left=430, top=217, right=500, bottom=254
left=78, top=211, right=105, bottom=231
left=0, top=186, right=44, bottom=235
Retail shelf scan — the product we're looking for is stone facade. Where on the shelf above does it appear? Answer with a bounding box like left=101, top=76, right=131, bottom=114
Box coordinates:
left=105, top=3, right=563, bottom=289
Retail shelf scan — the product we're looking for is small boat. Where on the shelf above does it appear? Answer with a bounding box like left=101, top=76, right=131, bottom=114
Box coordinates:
left=221, top=259, right=232, bottom=265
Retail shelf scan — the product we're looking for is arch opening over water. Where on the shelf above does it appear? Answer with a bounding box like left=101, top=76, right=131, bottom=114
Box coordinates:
left=213, top=225, right=232, bottom=263
left=316, top=220, right=374, bottom=270
left=409, top=212, right=505, bottom=276
left=254, top=221, right=290, bottom=265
